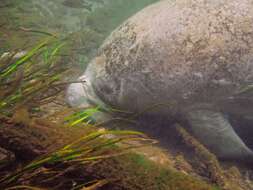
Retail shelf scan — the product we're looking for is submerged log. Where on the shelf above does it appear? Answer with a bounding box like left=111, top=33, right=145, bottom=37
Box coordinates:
left=0, top=117, right=47, bottom=161
left=0, top=147, right=15, bottom=169
left=0, top=115, right=88, bottom=162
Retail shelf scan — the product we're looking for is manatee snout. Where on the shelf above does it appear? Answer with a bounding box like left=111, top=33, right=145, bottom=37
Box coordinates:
left=66, top=71, right=109, bottom=110
left=66, top=81, right=86, bottom=108
left=66, top=75, right=88, bottom=107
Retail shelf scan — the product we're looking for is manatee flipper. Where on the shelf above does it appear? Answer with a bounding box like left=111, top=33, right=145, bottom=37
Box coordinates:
left=185, top=109, right=253, bottom=162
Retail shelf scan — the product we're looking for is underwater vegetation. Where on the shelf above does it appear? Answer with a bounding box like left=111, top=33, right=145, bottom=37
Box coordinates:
left=0, top=38, right=66, bottom=114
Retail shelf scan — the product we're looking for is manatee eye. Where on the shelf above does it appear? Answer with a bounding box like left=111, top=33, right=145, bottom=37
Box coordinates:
left=101, top=84, right=113, bottom=94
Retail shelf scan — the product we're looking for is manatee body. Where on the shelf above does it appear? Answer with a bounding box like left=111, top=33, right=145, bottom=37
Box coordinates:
left=67, top=0, right=253, bottom=162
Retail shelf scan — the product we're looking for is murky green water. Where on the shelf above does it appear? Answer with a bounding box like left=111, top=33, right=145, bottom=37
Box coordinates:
left=0, top=0, right=158, bottom=67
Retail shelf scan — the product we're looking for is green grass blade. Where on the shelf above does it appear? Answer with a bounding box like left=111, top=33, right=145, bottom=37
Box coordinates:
left=0, top=39, right=50, bottom=78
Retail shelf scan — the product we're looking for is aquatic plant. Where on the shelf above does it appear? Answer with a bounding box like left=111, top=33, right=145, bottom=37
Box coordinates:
left=0, top=37, right=69, bottom=115
left=64, top=107, right=100, bottom=126
left=0, top=129, right=154, bottom=188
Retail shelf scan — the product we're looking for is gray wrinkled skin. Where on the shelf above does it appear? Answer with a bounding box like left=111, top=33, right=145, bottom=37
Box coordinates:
left=67, top=0, right=253, bottom=161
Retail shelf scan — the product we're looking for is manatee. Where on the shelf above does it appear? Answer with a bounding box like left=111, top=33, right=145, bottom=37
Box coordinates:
left=67, top=0, right=253, bottom=162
